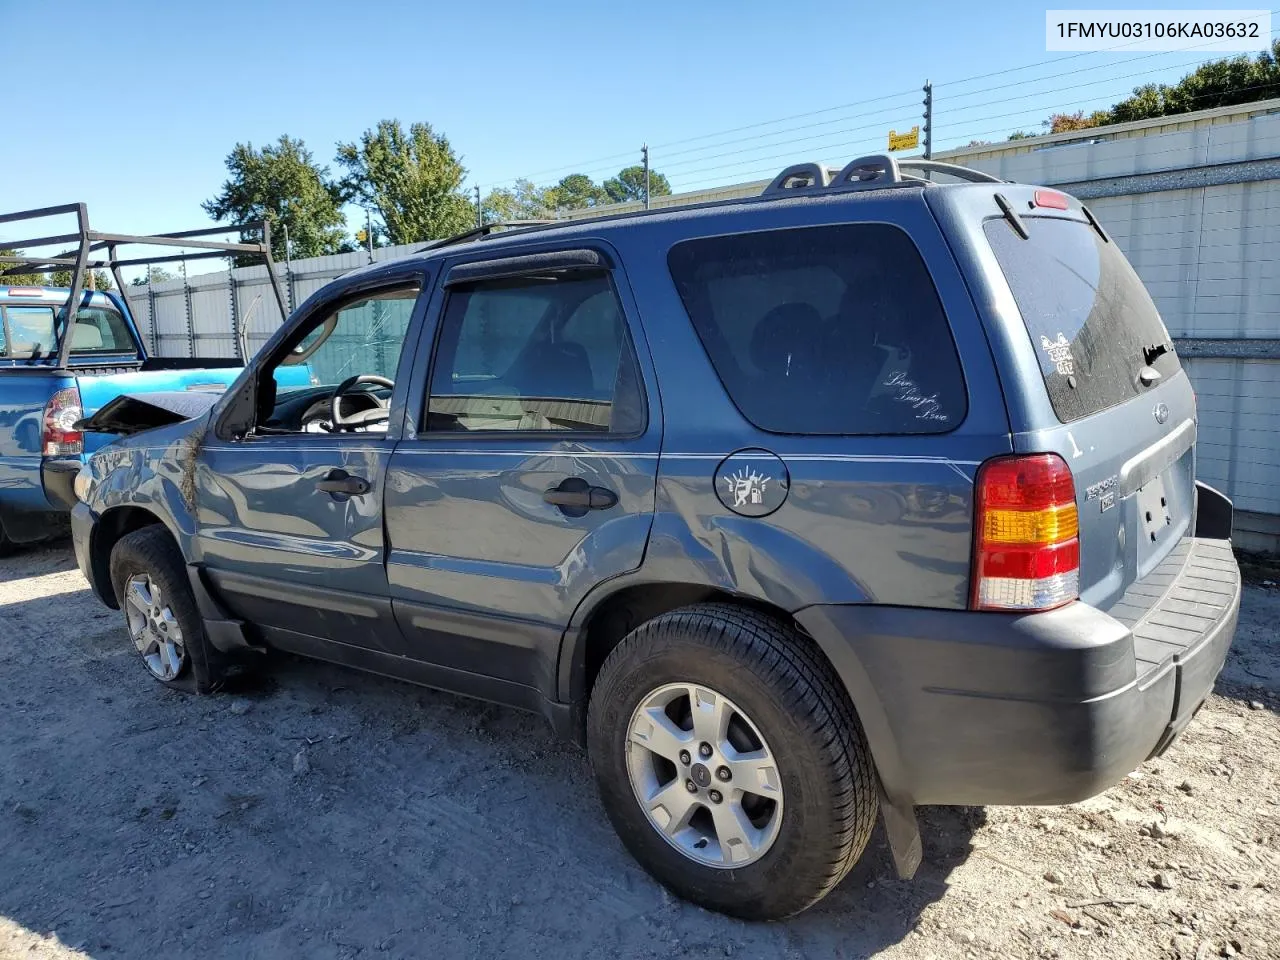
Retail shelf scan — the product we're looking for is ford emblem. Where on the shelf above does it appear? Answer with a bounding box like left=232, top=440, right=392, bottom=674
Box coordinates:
left=1154, top=402, right=1170, bottom=424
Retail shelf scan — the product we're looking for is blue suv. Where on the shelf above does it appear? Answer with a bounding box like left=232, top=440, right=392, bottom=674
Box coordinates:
left=71, top=156, right=1240, bottom=919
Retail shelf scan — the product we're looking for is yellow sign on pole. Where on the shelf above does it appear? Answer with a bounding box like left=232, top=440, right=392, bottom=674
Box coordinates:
left=888, top=126, right=920, bottom=152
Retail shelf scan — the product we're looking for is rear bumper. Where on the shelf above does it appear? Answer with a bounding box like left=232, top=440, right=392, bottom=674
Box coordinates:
left=41, top=457, right=82, bottom=511
left=794, top=536, right=1240, bottom=807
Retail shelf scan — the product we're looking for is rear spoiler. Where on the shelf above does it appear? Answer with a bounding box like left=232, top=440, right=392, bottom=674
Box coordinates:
left=0, top=202, right=289, bottom=368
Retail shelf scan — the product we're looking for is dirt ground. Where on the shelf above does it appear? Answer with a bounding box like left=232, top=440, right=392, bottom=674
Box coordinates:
left=1, top=542, right=1276, bottom=960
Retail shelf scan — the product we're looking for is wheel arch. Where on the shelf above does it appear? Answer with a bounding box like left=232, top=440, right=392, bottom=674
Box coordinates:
left=559, top=579, right=910, bottom=814
left=560, top=578, right=823, bottom=707
left=90, top=505, right=174, bottom=608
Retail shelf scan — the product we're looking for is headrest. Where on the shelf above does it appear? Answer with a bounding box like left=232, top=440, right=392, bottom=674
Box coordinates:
left=71, top=322, right=103, bottom=349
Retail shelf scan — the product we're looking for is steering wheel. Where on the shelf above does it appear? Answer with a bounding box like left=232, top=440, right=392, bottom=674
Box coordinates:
left=330, top=375, right=394, bottom=431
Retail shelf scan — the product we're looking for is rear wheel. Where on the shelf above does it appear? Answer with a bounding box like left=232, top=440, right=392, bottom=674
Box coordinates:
left=109, top=526, right=224, bottom=694
left=587, top=603, right=878, bottom=920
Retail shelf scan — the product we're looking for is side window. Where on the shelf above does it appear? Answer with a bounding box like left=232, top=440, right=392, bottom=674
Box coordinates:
left=259, top=286, right=420, bottom=434
left=426, top=271, right=643, bottom=434
left=3, top=305, right=56, bottom=359
left=667, top=224, right=967, bottom=435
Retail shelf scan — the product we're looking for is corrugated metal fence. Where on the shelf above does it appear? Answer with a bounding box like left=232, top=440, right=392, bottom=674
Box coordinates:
left=123, top=243, right=424, bottom=361
left=125, top=100, right=1280, bottom=549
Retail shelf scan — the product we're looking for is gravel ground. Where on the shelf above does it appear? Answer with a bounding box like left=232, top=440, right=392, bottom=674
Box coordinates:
left=1, top=542, right=1277, bottom=960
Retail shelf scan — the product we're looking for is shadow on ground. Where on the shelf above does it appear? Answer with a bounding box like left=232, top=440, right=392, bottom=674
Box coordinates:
left=0, top=548, right=982, bottom=958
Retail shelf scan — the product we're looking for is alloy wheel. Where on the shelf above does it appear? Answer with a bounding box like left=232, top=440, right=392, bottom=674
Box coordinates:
left=625, top=682, right=783, bottom=868
left=123, top=573, right=187, bottom=681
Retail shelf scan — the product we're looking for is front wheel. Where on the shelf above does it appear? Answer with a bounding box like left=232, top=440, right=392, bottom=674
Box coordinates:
left=587, top=603, right=878, bottom=920
left=109, top=526, right=224, bottom=694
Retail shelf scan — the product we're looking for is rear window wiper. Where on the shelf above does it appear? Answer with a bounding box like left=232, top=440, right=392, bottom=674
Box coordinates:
left=1142, top=341, right=1171, bottom=366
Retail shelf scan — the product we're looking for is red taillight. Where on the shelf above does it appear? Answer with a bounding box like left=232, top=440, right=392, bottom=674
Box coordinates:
left=972, top=454, right=1079, bottom=611
left=42, top=386, right=83, bottom=457
left=1033, top=190, right=1069, bottom=210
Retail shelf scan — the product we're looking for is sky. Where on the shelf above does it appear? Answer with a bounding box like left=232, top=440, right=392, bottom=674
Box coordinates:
left=0, top=0, right=1271, bottom=263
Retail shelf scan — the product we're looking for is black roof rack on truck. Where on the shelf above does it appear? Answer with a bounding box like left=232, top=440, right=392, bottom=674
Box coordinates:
left=0, top=202, right=288, bottom=367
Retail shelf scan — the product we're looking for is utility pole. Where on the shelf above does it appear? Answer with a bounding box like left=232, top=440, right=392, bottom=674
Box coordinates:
left=642, top=144, right=651, bottom=210
left=475, top=185, right=482, bottom=227
left=365, top=208, right=374, bottom=262
left=282, top=221, right=295, bottom=313
left=922, top=80, right=933, bottom=160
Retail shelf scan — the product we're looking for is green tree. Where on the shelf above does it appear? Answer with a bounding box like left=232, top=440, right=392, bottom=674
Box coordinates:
left=130, top=267, right=176, bottom=286
left=1044, top=110, right=1110, bottom=134
left=336, top=120, right=475, bottom=244
left=203, top=135, right=348, bottom=263
left=550, top=173, right=605, bottom=210
left=602, top=165, right=672, bottom=204
left=0, top=250, right=45, bottom=286
left=481, top=179, right=559, bottom=222
left=1111, top=41, right=1279, bottom=123
left=49, top=267, right=113, bottom=290
left=1007, top=130, right=1035, bottom=140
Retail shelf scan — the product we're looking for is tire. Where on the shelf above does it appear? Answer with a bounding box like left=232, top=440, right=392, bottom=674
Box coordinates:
left=109, top=525, right=225, bottom=694
left=587, top=603, right=878, bottom=920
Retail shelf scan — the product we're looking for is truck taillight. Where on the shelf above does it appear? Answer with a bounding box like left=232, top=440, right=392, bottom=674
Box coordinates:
left=42, top=386, right=84, bottom=457
left=971, top=454, right=1079, bottom=611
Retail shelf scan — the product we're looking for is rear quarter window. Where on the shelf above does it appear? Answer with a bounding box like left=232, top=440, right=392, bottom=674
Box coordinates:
left=667, top=223, right=966, bottom=435
left=984, top=215, right=1180, bottom=423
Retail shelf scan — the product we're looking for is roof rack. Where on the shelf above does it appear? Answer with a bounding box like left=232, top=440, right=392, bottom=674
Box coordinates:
left=419, top=220, right=561, bottom=252
left=762, top=154, right=1003, bottom=196
left=0, top=202, right=288, bottom=365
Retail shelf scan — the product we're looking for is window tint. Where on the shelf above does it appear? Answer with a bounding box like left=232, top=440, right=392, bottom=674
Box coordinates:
left=667, top=224, right=966, bottom=434
left=427, top=271, right=643, bottom=434
left=984, top=216, right=1181, bottom=423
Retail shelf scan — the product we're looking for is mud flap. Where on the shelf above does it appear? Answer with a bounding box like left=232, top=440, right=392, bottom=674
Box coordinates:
left=877, top=780, right=922, bottom=879
left=186, top=563, right=260, bottom=655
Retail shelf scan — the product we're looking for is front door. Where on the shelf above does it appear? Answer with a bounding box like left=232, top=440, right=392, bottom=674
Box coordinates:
left=384, top=250, right=661, bottom=700
left=197, top=280, right=424, bottom=654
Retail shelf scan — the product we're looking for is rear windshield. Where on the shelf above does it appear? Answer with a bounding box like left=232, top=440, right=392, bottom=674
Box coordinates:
left=984, top=216, right=1180, bottom=423
left=0, top=302, right=135, bottom=360
left=667, top=224, right=966, bottom=434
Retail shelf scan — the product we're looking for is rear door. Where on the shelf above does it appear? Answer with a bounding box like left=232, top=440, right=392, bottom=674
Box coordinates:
left=964, top=191, right=1195, bottom=611
left=383, top=244, right=661, bottom=702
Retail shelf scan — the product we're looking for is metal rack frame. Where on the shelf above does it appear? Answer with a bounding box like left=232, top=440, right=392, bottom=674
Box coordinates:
left=0, top=203, right=289, bottom=367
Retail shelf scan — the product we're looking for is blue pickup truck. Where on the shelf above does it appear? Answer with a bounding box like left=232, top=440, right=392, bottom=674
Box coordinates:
left=1, top=202, right=298, bottom=553
left=0, top=284, right=250, bottom=552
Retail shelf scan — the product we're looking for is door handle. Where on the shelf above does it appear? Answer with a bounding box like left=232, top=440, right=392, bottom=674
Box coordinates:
left=316, top=469, right=371, bottom=496
left=544, top=477, right=618, bottom=513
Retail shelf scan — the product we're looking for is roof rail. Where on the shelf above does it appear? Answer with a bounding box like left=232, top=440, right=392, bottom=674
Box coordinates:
left=896, top=159, right=1004, bottom=183
left=761, top=154, right=1003, bottom=196
left=420, top=220, right=561, bottom=252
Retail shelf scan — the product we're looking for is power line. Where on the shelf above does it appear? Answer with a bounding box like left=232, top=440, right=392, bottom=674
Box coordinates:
left=657, top=101, right=924, bottom=173
left=481, top=19, right=1279, bottom=194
